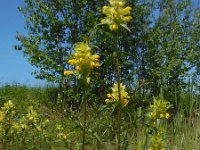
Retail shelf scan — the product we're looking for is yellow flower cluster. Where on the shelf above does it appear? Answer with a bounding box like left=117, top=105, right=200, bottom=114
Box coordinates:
left=1, top=100, right=14, bottom=111
left=105, top=82, right=130, bottom=107
left=65, top=42, right=100, bottom=79
left=12, top=105, right=48, bottom=134
left=148, top=132, right=165, bottom=150
left=101, top=0, right=132, bottom=31
left=0, top=100, right=15, bottom=126
left=0, top=101, right=49, bottom=138
left=26, top=106, right=39, bottom=123
left=149, top=99, right=170, bottom=120
left=56, top=124, right=67, bottom=141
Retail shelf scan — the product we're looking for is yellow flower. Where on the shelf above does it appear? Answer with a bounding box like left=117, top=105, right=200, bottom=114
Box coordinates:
left=64, top=70, right=73, bottom=76
left=160, top=114, right=164, bottom=119
left=67, top=42, right=100, bottom=79
left=105, top=82, right=130, bottom=107
left=123, top=6, right=132, bottom=14
left=107, top=93, right=112, bottom=98
left=101, top=0, right=132, bottom=31
left=2, top=100, right=14, bottom=110
left=57, top=132, right=67, bottom=140
left=26, top=106, right=38, bottom=123
left=76, top=66, right=81, bottom=71
left=149, top=132, right=165, bottom=150
left=68, top=59, right=76, bottom=65
left=110, top=23, right=119, bottom=31
left=150, top=112, right=156, bottom=119
left=149, top=99, right=170, bottom=120
left=0, top=112, right=5, bottom=122
left=86, top=77, right=90, bottom=84
left=105, top=99, right=111, bottom=103
left=123, top=16, right=132, bottom=22
left=165, top=113, right=170, bottom=119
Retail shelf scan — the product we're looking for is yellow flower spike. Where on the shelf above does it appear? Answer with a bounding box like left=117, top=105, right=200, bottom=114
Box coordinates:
left=101, top=0, right=132, bottom=31
left=68, top=42, right=100, bottom=73
left=64, top=70, right=73, bottom=76
left=105, top=82, right=130, bottom=107
left=149, top=99, right=170, bottom=120
left=2, top=100, right=14, bottom=110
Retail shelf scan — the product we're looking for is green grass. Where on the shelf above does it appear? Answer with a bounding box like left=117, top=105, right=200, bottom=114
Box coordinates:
left=0, top=84, right=199, bottom=149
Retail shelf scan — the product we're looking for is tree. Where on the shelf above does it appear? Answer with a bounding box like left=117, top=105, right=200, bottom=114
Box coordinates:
left=15, top=0, right=104, bottom=103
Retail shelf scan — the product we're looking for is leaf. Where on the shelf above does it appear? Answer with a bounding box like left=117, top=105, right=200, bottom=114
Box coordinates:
left=120, top=24, right=131, bottom=33
left=93, top=132, right=102, bottom=143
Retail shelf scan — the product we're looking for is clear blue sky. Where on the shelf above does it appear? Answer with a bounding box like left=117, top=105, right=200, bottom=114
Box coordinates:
left=0, top=0, right=199, bottom=86
left=0, top=0, right=45, bottom=86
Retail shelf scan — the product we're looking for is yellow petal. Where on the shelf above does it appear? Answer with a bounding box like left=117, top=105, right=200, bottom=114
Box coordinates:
left=107, top=94, right=112, bottom=98
left=76, top=66, right=81, bottom=71
left=123, top=16, right=132, bottom=22
left=64, top=70, right=73, bottom=76
left=86, top=77, right=90, bottom=84
left=68, top=59, right=76, bottom=65
left=110, top=23, right=118, bottom=31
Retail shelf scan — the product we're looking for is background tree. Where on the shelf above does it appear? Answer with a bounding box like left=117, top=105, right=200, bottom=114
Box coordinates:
left=16, top=0, right=199, bottom=108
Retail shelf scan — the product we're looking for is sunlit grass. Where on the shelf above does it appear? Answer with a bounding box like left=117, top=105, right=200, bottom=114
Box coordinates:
left=0, top=84, right=199, bottom=149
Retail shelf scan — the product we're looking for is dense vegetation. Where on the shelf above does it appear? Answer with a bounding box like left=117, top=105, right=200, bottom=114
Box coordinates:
left=1, top=0, right=199, bottom=149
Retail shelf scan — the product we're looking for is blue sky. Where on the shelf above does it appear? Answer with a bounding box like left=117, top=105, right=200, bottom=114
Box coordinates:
left=0, top=0, right=45, bottom=86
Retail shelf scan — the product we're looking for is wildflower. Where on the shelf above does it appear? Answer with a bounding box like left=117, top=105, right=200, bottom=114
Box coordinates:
left=64, top=70, right=73, bottom=76
left=101, top=0, right=132, bottom=31
left=68, top=59, right=76, bottom=65
left=65, top=42, right=100, bottom=80
left=26, top=106, right=38, bottom=123
left=0, top=112, right=5, bottom=122
left=149, top=99, right=170, bottom=120
left=165, top=113, right=170, bottom=119
left=86, top=77, right=90, bottom=84
left=1, top=100, right=14, bottom=110
left=105, top=82, right=130, bottom=107
left=57, top=132, right=67, bottom=140
left=148, top=132, right=165, bottom=150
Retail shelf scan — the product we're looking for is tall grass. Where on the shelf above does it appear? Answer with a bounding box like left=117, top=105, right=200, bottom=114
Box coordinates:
left=0, top=83, right=199, bottom=149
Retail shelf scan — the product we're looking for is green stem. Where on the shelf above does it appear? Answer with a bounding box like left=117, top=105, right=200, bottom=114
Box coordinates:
left=82, top=78, right=87, bottom=150
left=115, top=31, right=122, bottom=150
